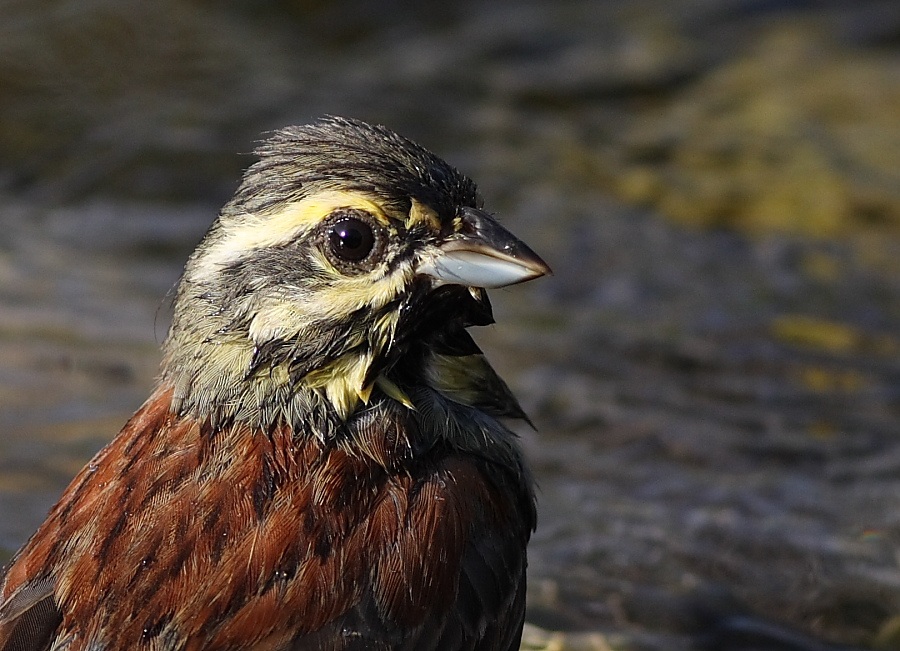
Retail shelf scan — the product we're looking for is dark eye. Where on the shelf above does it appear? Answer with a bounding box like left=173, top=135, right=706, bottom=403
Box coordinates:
left=328, top=216, right=376, bottom=262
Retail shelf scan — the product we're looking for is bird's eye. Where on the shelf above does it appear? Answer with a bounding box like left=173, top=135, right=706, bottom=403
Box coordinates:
left=329, top=217, right=374, bottom=261
left=323, top=210, right=384, bottom=270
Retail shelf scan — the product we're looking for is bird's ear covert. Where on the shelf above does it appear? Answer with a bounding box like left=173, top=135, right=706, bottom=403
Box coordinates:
left=321, top=208, right=386, bottom=272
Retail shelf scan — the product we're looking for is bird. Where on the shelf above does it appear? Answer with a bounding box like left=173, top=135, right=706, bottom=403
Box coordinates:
left=0, top=116, right=550, bottom=651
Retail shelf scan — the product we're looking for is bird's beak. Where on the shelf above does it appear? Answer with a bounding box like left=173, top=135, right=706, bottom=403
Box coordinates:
left=416, top=208, right=551, bottom=289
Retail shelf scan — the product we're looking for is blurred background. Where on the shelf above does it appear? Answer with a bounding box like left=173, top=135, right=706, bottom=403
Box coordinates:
left=0, top=0, right=898, bottom=649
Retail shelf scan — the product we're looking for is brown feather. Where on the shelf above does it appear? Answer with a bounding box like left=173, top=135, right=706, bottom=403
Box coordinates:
left=0, top=385, right=532, bottom=650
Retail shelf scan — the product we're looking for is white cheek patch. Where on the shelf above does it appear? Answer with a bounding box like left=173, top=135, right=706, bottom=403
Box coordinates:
left=248, top=301, right=312, bottom=344
left=246, top=259, right=414, bottom=346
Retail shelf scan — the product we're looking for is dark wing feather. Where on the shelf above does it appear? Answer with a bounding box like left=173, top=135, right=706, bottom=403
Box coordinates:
left=0, top=577, right=61, bottom=651
left=394, top=464, right=531, bottom=651
left=312, top=557, right=524, bottom=651
left=450, top=527, right=529, bottom=651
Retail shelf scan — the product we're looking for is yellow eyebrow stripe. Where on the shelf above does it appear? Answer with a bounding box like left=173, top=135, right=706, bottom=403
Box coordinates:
left=193, top=190, right=392, bottom=281
left=268, top=190, right=393, bottom=231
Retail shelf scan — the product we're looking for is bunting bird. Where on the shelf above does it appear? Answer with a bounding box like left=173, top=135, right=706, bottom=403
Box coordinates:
left=0, top=117, right=550, bottom=650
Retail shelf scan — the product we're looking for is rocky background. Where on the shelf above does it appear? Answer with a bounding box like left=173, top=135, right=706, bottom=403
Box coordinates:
left=0, top=1, right=898, bottom=649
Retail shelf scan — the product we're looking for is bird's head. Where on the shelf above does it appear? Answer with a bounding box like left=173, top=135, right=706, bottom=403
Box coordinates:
left=163, top=117, right=549, bottom=429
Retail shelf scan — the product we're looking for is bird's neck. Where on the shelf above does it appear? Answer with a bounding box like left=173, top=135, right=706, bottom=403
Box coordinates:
left=161, top=331, right=335, bottom=434
left=161, top=334, right=527, bottom=475
left=157, top=339, right=528, bottom=478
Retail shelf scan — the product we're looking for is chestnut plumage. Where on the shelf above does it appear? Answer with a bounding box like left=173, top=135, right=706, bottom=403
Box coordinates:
left=0, top=117, right=550, bottom=650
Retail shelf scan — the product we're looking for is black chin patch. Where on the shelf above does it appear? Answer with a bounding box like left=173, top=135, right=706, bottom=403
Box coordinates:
left=397, top=282, right=494, bottom=344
